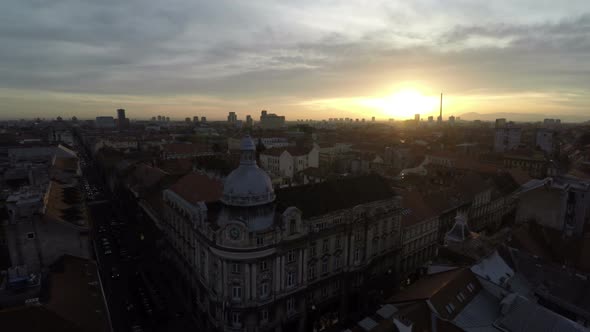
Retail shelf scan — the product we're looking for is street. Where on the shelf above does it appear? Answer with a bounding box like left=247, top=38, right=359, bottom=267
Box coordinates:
left=78, top=146, right=197, bottom=332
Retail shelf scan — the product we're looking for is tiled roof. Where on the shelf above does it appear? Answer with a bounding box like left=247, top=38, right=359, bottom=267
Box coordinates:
left=158, top=158, right=193, bottom=175
left=0, top=306, right=83, bottom=332
left=262, top=146, right=312, bottom=157
left=128, top=164, right=168, bottom=189
left=388, top=268, right=466, bottom=303
left=169, top=172, right=223, bottom=204
left=46, top=255, right=110, bottom=332
left=398, top=189, right=438, bottom=227
left=389, top=267, right=481, bottom=320
left=162, top=142, right=209, bottom=155
left=276, top=175, right=396, bottom=218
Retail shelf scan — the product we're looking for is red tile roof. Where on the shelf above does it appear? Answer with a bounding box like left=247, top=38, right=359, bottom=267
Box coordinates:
left=163, top=143, right=209, bottom=155
left=399, top=189, right=438, bottom=227
left=169, top=172, right=222, bottom=204
left=158, top=158, right=193, bottom=175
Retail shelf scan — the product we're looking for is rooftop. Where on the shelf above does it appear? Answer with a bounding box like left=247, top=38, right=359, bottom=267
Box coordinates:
left=169, top=171, right=223, bottom=204
left=276, top=174, right=396, bottom=218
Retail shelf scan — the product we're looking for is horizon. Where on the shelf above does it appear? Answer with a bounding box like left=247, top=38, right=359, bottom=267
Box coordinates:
left=1, top=1, right=589, bottom=121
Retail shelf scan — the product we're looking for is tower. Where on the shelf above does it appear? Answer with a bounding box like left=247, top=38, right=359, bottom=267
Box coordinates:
left=438, top=93, right=443, bottom=125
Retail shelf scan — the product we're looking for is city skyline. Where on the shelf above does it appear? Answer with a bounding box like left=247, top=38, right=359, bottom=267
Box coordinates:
left=1, top=1, right=590, bottom=121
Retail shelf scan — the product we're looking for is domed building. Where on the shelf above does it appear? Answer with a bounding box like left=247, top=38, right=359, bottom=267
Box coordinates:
left=161, top=136, right=403, bottom=332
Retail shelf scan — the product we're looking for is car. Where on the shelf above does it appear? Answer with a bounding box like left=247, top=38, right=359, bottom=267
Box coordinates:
left=111, top=267, right=120, bottom=279
left=130, top=325, right=143, bottom=332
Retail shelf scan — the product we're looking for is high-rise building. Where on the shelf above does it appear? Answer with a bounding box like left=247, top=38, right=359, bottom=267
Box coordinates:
left=245, top=115, right=253, bottom=128
left=494, top=123, right=521, bottom=152
left=117, top=108, right=128, bottom=130
left=228, top=112, right=238, bottom=124
left=95, top=116, right=115, bottom=129
left=166, top=117, right=170, bottom=122
left=185, top=117, right=191, bottom=123
left=495, top=118, right=507, bottom=128
left=535, top=129, right=554, bottom=155
left=372, top=116, right=375, bottom=122
left=259, top=110, right=285, bottom=129
left=193, top=116, right=200, bottom=123
left=151, top=116, right=156, bottom=121
left=428, top=116, right=434, bottom=125
left=157, top=115, right=162, bottom=122
left=201, top=116, right=207, bottom=123
left=449, top=115, right=455, bottom=125
left=414, top=114, right=420, bottom=123
left=117, top=108, right=125, bottom=122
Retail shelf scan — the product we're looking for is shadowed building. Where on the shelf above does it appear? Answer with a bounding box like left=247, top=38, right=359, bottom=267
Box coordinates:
left=160, top=136, right=403, bottom=331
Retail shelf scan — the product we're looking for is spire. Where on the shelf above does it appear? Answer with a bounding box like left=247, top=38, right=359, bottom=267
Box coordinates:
left=445, top=212, right=473, bottom=243
left=239, top=135, right=256, bottom=166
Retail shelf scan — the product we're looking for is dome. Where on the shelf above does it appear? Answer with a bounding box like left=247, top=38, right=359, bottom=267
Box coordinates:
left=221, top=136, right=275, bottom=207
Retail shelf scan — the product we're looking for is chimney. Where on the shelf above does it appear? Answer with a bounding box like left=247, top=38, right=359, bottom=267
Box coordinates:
left=439, top=92, right=443, bottom=124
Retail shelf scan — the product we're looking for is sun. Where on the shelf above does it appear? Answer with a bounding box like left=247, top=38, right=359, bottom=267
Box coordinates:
left=359, top=88, right=437, bottom=119
left=383, top=89, right=437, bottom=119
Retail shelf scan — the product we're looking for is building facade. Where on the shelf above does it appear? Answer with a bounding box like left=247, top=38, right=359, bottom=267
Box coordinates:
left=260, top=110, right=285, bottom=129
left=159, top=137, right=402, bottom=331
left=259, top=146, right=319, bottom=181
left=494, top=126, right=521, bottom=152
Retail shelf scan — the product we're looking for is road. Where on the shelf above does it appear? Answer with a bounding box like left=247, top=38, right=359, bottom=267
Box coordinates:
left=78, top=144, right=197, bottom=332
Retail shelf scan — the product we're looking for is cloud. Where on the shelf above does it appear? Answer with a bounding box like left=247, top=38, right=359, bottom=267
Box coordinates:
left=0, top=1, right=589, bottom=119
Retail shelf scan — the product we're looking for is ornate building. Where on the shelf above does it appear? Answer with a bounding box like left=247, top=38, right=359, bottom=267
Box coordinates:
left=161, top=136, right=402, bottom=331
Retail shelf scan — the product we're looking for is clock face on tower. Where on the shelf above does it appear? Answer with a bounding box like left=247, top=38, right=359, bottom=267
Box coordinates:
left=229, top=227, right=241, bottom=240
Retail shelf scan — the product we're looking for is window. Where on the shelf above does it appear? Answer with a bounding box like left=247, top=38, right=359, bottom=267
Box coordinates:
left=256, top=236, right=264, bottom=246
left=287, top=271, right=296, bottom=287
left=289, top=220, right=297, bottom=234
left=456, top=294, right=464, bottom=303
left=333, top=280, right=341, bottom=294
left=308, top=264, right=317, bottom=280
left=335, top=236, right=342, bottom=249
left=321, top=258, right=329, bottom=275
left=334, top=255, right=342, bottom=270
left=310, top=244, right=316, bottom=257
left=261, top=309, right=269, bottom=322
left=232, top=286, right=242, bottom=300
left=26, top=232, right=35, bottom=239
left=354, top=248, right=361, bottom=262
left=259, top=260, right=268, bottom=271
left=260, top=282, right=269, bottom=298
left=231, top=263, right=241, bottom=273
left=322, top=239, right=329, bottom=252
left=445, top=304, right=454, bottom=314
left=467, top=282, right=475, bottom=292
left=286, top=297, right=295, bottom=313
left=372, top=238, right=379, bottom=256
left=232, top=312, right=241, bottom=326
left=287, top=249, right=296, bottom=263
left=322, top=286, right=328, bottom=298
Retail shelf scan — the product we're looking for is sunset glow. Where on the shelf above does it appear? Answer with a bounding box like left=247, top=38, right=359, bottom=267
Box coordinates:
left=351, top=89, right=437, bottom=119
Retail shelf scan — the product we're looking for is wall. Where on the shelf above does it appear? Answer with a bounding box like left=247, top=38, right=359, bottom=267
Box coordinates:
left=516, top=188, right=564, bottom=230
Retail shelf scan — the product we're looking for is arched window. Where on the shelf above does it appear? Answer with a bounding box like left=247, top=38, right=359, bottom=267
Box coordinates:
left=289, top=219, right=297, bottom=234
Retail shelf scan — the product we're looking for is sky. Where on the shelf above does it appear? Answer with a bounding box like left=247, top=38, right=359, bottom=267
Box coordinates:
left=1, top=0, right=589, bottom=121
